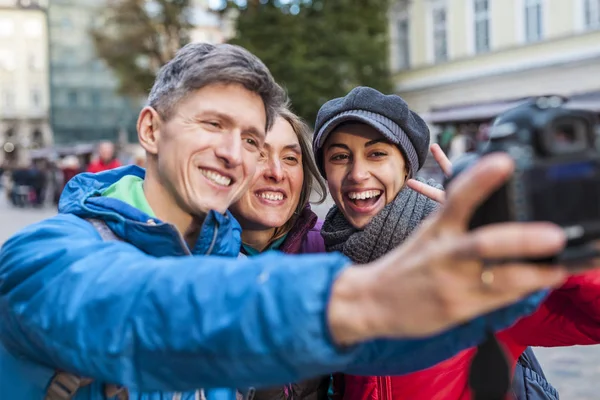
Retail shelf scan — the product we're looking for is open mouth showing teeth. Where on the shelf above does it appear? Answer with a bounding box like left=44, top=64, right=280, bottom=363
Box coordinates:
left=346, top=190, right=382, bottom=207
left=256, top=191, right=285, bottom=201
left=200, top=168, right=232, bottom=187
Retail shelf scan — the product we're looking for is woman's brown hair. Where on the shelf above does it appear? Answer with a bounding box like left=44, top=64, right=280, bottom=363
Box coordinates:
left=268, top=106, right=328, bottom=243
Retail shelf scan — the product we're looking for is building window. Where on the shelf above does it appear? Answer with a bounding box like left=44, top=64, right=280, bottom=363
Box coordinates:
left=3, top=89, right=15, bottom=111
left=91, top=90, right=101, bottom=106
left=387, top=0, right=412, bottom=69
left=524, top=0, right=543, bottom=43
left=432, top=2, right=448, bottom=63
left=28, top=52, right=42, bottom=70
left=31, top=88, right=41, bottom=109
left=584, top=0, right=600, bottom=29
left=61, top=16, right=73, bottom=30
left=0, top=18, right=14, bottom=37
left=32, top=129, right=44, bottom=148
left=396, top=18, right=410, bottom=70
left=474, top=0, right=490, bottom=53
left=24, top=19, right=43, bottom=37
left=64, top=48, right=78, bottom=67
left=0, top=49, right=16, bottom=71
left=67, top=90, right=78, bottom=106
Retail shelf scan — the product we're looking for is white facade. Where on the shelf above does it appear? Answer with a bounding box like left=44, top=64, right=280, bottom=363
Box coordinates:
left=389, top=0, right=600, bottom=131
left=0, top=0, right=52, bottom=166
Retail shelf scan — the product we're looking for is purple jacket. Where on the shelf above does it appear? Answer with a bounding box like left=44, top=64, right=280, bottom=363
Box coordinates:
left=253, top=205, right=329, bottom=400
left=280, top=206, right=325, bottom=255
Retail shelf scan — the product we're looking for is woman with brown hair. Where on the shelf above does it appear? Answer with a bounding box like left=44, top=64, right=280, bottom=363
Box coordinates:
left=231, top=106, right=327, bottom=256
left=230, top=105, right=330, bottom=400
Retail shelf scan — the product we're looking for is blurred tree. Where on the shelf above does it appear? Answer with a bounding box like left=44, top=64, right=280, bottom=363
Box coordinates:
left=224, top=0, right=393, bottom=125
left=91, top=0, right=194, bottom=97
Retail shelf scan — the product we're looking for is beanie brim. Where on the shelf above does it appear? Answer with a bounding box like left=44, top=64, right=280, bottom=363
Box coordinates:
left=314, top=109, right=420, bottom=178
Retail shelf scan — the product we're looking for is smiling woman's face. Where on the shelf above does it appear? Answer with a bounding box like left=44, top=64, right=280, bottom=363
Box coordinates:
left=323, top=123, right=408, bottom=229
left=230, top=116, right=304, bottom=231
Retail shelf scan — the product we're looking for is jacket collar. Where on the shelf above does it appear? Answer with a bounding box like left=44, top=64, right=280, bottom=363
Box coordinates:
left=280, top=206, right=318, bottom=254
left=58, top=165, right=241, bottom=258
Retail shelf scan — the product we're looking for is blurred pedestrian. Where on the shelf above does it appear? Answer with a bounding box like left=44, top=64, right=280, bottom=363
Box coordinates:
left=87, top=141, right=121, bottom=173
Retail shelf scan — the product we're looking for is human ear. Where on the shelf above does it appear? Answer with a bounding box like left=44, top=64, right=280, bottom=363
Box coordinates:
left=137, top=107, right=162, bottom=155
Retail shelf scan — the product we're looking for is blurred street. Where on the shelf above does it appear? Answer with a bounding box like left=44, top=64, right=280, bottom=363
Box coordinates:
left=1, top=190, right=600, bottom=398
left=535, top=346, right=600, bottom=399
left=0, top=189, right=55, bottom=243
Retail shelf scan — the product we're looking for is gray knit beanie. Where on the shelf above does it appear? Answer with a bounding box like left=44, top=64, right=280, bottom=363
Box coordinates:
left=312, top=86, right=431, bottom=178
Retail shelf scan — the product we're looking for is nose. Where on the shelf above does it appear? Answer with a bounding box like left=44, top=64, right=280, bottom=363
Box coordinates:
left=264, top=157, right=284, bottom=182
left=214, top=132, right=243, bottom=168
left=347, top=158, right=370, bottom=183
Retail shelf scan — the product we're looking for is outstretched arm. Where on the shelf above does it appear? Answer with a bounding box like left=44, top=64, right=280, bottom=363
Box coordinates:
left=507, top=271, right=600, bottom=347
left=0, top=214, right=359, bottom=391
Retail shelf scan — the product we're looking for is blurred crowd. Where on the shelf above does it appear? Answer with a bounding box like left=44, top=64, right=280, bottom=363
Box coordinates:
left=0, top=141, right=146, bottom=208
left=0, top=129, right=486, bottom=210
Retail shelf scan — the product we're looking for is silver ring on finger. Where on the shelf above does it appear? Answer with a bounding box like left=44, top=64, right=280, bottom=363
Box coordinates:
left=480, top=269, right=495, bottom=290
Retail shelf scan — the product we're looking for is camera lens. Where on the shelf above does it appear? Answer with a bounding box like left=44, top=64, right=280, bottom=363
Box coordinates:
left=548, top=117, right=587, bottom=154
left=554, top=126, right=577, bottom=144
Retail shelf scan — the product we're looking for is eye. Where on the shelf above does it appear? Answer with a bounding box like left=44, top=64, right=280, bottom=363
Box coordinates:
left=330, top=153, right=349, bottom=162
left=245, top=137, right=259, bottom=147
left=284, top=156, right=299, bottom=165
left=369, top=151, right=388, bottom=158
left=203, top=121, right=221, bottom=129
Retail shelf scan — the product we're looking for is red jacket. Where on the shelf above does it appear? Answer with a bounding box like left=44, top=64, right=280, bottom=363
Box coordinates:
left=335, top=271, right=600, bottom=400
left=87, top=159, right=121, bottom=174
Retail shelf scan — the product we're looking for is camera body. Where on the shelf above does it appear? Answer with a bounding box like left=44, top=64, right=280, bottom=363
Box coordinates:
left=447, top=96, right=600, bottom=264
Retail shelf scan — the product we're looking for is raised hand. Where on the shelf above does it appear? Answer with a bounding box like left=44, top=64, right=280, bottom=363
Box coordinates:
left=407, top=143, right=451, bottom=204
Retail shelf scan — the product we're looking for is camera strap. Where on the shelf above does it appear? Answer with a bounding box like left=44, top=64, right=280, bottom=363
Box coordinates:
left=468, top=330, right=511, bottom=400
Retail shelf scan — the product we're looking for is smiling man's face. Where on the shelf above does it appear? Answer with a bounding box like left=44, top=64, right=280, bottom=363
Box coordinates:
left=152, top=82, right=268, bottom=216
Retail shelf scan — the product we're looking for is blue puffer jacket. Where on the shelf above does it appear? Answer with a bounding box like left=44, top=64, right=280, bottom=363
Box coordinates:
left=0, top=166, right=549, bottom=399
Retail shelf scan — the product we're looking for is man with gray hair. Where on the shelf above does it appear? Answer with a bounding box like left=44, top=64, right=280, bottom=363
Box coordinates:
left=0, top=43, right=579, bottom=400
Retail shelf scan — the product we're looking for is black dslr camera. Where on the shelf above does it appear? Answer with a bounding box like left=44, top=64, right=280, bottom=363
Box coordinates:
left=448, top=96, right=600, bottom=264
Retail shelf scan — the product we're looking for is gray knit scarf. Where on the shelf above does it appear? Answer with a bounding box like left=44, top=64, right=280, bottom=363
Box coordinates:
left=321, top=178, right=443, bottom=264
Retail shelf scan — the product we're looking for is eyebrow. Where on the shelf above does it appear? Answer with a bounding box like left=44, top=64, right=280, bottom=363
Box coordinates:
left=264, top=143, right=302, bottom=153
left=325, top=138, right=387, bottom=152
left=197, top=110, right=264, bottom=137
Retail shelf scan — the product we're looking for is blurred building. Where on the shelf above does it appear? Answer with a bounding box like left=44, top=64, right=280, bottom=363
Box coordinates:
left=48, top=0, right=233, bottom=148
left=190, top=0, right=230, bottom=44
left=0, top=0, right=52, bottom=166
left=390, top=0, right=600, bottom=146
left=47, top=0, right=138, bottom=146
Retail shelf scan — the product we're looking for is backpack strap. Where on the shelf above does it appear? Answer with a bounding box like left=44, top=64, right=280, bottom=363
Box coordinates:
left=45, top=373, right=128, bottom=400
left=45, top=218, right=128, bottom=400
left=87, top=218, right=123, bottom=242
left=45, top=373, right=92, bottom=400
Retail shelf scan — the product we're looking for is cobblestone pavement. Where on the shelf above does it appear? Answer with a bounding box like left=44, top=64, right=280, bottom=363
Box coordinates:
left=1, top=190, right=599, bottom=397
left=0, top=191, right=56, bottom=244
left=534, top=346, right=600, bottom=399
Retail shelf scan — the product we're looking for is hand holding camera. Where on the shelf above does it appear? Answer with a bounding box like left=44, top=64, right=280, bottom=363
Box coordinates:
left=411, top=96, right=600, bottom=266
left=330, top=151, right=570, bottom=344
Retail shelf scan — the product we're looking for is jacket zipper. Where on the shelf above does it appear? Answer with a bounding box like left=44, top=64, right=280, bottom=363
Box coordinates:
left=146, top=218, right=192, bottom=256
left=176, top=232, right=192, bottom=256
left=377, top=376, right=392, bottom=400
left=205, top=225, right=218, bottom=255
left=164, top=222, right=219, bottom=256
